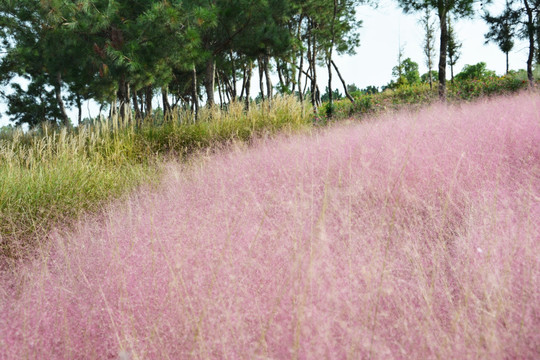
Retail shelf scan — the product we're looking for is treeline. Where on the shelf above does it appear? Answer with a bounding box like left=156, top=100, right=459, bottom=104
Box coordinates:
left=0, top=0, right=539, bottom=128
left=0, top=0, right=362, bottom=127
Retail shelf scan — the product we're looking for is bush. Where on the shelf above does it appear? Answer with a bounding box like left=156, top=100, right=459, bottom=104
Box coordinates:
left=323, top=70, right=533, bottom=121
left=449, top=74, right=528, bottom=100
left=455, top=62, right=496, bottom=81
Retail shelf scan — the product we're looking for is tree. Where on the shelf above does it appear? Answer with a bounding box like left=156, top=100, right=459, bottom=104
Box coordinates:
left=455, top=62, right=496, bottom=80
left=397, top=0, right=477, bottom=100
left=0, top=0, right=368, bottom=126
left=362, top=85, right=379, bottom=94
left=0, top=0, right=74, bottom=126
left=5, top=78, right=66, bottom=128
left=421, top=70, right=439, bottom=83
left=297, top=0, right=364, bottom=114
left=420, top=7, right=437, bottom=89
left=0, top=0, right=213, bottom=126
left=521, top=0, right=540, bottom=86
left=392, top=57, right=421, bottom=86
left=202, top=0, right=293, bottom=105
left=446, top=16, right=462, bottom=82
left=321, top=86, right=342, bottom=102
left=483, top=0, right=520, bottom=74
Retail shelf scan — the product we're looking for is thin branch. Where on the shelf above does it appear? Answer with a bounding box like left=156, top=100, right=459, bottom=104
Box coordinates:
left=331, top=60, right=355, bottom=104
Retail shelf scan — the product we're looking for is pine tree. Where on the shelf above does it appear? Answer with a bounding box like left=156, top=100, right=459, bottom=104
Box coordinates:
left=397, top=0, right=478, bottom=100
left=483, top=0, right=520, bottom=74
left=447, top=17, right=462, bottom=82
left=420, top=7, right=437, bottom=89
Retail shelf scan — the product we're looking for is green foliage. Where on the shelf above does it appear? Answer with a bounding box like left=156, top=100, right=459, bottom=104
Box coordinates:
left=421, top=8, right=437, bottom=88
left=321, top=87, right=343, bottom=103
left=387, top=57, right=421, bottom=90
left=401, top=58, right=421, bottom=85
left=5, top=80, right=66, bottom=127
left=0, top=0, right=368, bottom=124
left=324, top=71, right=531, bottom=121
left=421, top=70, right=439, bottom=83
left=483, top=0, right=520, bottom=62
left=447, top=17, right=462, bottom=79
left=448, top=74, right=529, bottom=100
left=362, top=85, right=379, bottom=94
left=455, top=62, right=496, bottom=81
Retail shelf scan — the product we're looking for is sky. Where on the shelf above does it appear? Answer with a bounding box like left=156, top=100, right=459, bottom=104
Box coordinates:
left=0, top=0, right=530, bottom=128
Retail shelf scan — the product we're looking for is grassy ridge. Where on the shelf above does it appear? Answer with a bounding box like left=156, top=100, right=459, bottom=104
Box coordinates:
left=324, top=73, right=532, bottom=120
left=0, top=96, right=310, bottom=258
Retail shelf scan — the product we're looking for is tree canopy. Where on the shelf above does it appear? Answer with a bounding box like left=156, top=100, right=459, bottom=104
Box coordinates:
left=0, top=0, right=367, bottom=126
left=1, top=0, right=539, bottom=127
left=483, top=0, right=520, bottom=74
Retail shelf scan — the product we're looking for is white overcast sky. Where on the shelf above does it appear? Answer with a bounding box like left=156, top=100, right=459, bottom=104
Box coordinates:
left=0, top=0, right=529, bottom=127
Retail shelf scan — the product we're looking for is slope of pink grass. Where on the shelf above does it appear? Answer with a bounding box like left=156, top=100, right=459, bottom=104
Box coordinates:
left=1, top=93, right=539, bottom=359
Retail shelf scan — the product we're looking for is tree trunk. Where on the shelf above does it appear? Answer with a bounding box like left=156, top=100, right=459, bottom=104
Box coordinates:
left=331, top=60, right=355, bottom=104
left=524, top=0, right=535, bottom=87
left=117, top=80, right=131, bottom=125
left=192, top=64, right=199, bottom=121
left=204, top=58, right=215, bottom=107
left=258, top=56, right=265, bottom=102
left=327, top=59, right=333, bottom=115
left=506, top=51, right=509, bottom=74
left=438, top=9, right=448, bottom=100
left=55, top=72, right=70, bottom=127
left=277, top=60, right=285, bottom=93
left=230, top=51, right=237, bottom=101
left=536, top=10, right=540, bottom=64
left=132, top=90, right=142, bottom=125
left=298, top=51, right=304, bottom=103
left=308, top=22, right=318, bottom=113
left=98, top=103, right=104, bottom=122
left=245, top=61, right=252, bottom=110
left=221, top=71, right=233, bottom=103
left=76, top=94, right=82, bottom=125
left=162, top=88, right=171, bottom=119
left=264, top=54, right=272, bottom=101
left=327, top=0, right=338, bottom=117
left=294, top=15, right=305, bottom=97
left=239, top=62, right=246, bottom=100
left=303, top=64, right=311, bottom=100
left=145, top=86, right=153, bottom=118
left=217, top=74, right=224, bottom=108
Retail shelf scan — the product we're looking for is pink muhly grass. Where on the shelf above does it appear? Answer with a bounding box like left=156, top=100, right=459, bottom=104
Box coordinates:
left=1, top=93, right=539, bottom=359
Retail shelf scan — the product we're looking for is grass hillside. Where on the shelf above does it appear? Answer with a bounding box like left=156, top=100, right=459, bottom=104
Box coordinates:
left=0, top=97, right=310, bottom=259
left=1, top=93, right=538, bottom=359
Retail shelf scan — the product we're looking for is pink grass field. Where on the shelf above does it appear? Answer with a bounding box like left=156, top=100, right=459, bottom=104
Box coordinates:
left=1, top=93, right=539, bottom=359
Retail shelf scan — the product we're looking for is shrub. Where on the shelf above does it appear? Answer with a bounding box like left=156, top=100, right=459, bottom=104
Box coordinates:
left=455, top=62, right=496, bottom=81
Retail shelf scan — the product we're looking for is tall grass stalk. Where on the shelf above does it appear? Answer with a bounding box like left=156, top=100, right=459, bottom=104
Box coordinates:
left=0, top=96, right=310, bottom=258
left=1, top=93, right=537, bottom=358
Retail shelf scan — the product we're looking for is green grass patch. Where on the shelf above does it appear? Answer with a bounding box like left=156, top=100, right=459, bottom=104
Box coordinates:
left=323, top=72, right=533, bottom=121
